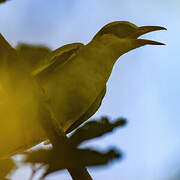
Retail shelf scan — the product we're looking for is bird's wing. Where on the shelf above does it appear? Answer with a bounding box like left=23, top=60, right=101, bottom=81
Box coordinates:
left=66, top=87, right=106, bottom=133
left=33, top=42, right=107, bottom=135
left=32, top=43, right=84, bottom=79
left=44, top=86, right=106, bottom=147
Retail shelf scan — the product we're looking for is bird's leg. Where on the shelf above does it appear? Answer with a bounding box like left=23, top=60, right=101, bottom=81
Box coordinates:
left=38, top=93, right=93, bottom=180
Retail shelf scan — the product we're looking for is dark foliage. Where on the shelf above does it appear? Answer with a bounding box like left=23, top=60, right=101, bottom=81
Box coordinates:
left=70, top=116, right=127, bottom=146
left=23, top=117, right=126, bottom=179
left=0, top=0, right=9, bottom=4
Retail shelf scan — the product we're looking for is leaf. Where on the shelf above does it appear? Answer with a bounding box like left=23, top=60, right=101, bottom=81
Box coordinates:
left=0, top=33, right=18, bottom=64
left=24, top=146, right=121, bottom=179
left=0, top=0, right=9, bottom=4
left=24, top=149, right=52, bottom=164
left=69, top=117, right=127, bottom=147
left=0, top=158, right=16, bottom=179
left=23, top=117, right=125, bottom=179
left=43, top=148, right=121, bottom=179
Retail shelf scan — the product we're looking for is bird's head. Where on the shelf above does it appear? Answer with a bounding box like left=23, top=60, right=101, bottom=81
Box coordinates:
left=92, top=21, right=166, bottom=57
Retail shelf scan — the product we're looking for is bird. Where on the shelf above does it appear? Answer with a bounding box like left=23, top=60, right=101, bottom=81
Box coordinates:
left=0, top=21, right=166, bottom=159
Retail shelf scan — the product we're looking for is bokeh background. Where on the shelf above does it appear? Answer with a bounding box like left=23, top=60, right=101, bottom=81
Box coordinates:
left=0, top=0, right=179, bottom=179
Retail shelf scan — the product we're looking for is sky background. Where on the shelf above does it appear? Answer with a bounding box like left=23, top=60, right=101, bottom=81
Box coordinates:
left=0, top=0, right=179, bottom=179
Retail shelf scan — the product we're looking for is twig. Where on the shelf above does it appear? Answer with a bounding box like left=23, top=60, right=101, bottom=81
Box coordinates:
left=68, top=167, right=93, bottom=180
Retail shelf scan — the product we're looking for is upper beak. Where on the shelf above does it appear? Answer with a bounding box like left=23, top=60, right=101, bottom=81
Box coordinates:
left=129, top=26, right=167, bottom=45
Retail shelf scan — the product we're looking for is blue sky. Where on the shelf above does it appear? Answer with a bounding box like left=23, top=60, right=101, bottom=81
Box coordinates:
left=0, top=0, right=179, bottom=179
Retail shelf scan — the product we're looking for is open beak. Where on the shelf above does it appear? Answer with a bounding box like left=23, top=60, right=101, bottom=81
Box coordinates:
left=129, top=26, right=167, bottom=45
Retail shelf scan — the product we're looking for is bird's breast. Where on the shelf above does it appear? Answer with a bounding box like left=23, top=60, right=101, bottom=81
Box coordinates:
left=39, top=47, right=115, bottom=131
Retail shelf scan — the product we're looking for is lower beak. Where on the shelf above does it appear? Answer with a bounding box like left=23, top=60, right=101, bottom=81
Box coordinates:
left=129, top=26, right=166, bottom=45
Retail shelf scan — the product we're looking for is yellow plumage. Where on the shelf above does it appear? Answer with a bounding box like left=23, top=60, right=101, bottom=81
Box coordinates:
left=0, top=21, right=166, bottom=159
